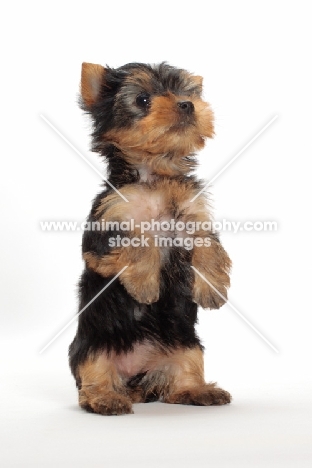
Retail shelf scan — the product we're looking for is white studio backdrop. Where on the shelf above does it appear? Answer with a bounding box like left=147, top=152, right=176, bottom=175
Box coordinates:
left=1, top=1, right=312, bottom=467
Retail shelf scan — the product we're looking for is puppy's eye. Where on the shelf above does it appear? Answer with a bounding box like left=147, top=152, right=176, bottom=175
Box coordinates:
left=136, top=93, right=151, bottom=108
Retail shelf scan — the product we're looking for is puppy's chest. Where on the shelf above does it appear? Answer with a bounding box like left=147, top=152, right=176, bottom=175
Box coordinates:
left=96, top=175, right=209, bottom=244
left=121, top=178, right=204, bottom=237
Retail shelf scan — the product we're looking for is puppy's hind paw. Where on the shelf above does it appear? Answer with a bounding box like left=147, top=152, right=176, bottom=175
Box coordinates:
left=165, top=384, right=232, bottom=406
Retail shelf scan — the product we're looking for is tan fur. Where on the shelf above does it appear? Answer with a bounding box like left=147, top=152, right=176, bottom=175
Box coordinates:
left=81, top=62, right=106, bottom=107
left=104, top=93, right=214, bottom=176
left=191, top=75, right=203, bottom=89
left=192, top=237, right=231, bottom=308
left=78, top=354, right=133, bottom=415
left=95, top=179, right=208, bottom=222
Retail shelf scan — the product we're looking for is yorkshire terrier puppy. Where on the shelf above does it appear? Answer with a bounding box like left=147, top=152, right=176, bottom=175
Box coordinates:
left=69, top=62, right=231, bottom=415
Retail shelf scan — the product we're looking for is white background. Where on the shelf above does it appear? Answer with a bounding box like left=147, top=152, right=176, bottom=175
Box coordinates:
left=1, top=1, right=312, bottom=467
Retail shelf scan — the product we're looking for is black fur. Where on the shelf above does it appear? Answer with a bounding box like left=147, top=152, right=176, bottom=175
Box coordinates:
left=69, top=256, right=201, bottom=380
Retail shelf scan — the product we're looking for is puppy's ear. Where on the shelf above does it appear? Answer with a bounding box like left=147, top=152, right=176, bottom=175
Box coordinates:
left=192, top=75, right=203, bottom=91
left=81, top=62, right=106, bottom=107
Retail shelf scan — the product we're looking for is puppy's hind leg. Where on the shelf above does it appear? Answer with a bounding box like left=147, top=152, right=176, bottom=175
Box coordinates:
left=156, top=346, right=231, bottom=406
left=78, top=353, right=133, bottom=416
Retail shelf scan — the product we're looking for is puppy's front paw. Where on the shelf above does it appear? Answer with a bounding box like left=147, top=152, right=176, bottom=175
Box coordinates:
left=83, top=250, right=123, bottom=277
left=193, top=274, right=228, bottom=309
left=83, top=243, right=161, bottom=304
left=120, top=265, right=159, bottom=304
left=191, top=239, right=231, bottom=309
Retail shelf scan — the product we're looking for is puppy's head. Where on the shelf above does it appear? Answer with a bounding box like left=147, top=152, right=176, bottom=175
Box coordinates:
left=80, top=62, right=214, bottom=174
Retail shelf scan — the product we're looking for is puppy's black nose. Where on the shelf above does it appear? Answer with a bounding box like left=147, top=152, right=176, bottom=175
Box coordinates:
left=177, top=101, right=194, bottom=115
